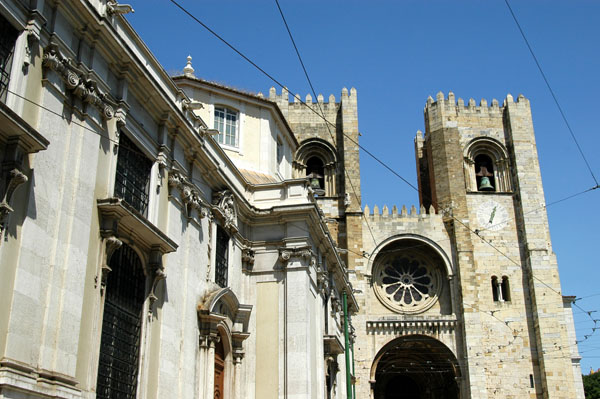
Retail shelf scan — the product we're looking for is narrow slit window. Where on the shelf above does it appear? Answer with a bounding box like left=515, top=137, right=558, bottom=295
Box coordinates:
left=501, top=276, right=511, bottom=302
left=491, top=276, right=500, bottom=302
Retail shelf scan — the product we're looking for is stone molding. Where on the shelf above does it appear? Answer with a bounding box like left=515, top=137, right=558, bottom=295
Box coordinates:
left=241, top=247, right=255, bottom=272
left=366, top=318, right=457, bottom=336
left=97, top=198, right=177, bottom=314
left=168, top=168, right=210, bottom=221
left=0, top=104, right=49, bottom=235
left=0, top=357, right=80, bottom=397
left=323, top=334, right=345, bottom=355
left=278, top=245, right=314, bottom=265
left=212, top=190, right=238, bottom=233
left=197, top=288, right=252, bottom=363
left=42, top=41, right=116, bottom=120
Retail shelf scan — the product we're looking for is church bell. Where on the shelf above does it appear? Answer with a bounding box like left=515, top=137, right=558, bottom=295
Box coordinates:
left=478, top=176, right=494, bottom=191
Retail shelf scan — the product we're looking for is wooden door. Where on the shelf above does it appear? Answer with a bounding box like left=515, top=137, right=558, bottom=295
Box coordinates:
left=214, top=339, right=225, bottom=399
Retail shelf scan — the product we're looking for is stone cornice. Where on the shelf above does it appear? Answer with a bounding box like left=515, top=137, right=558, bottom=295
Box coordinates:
left=366, top=318, right=457, bottom=335
left=42, top=41, right=116, bottom=120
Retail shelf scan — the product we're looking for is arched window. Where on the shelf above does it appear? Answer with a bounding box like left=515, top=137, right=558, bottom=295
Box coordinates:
left=306, top=156, right=325, bottom=191
left=214, top=106, right=239, bottom=147
left=97, top=244, right=146, bottom=399
left=491, top=275, right=510, bottom=302
left=464, top=137, right=512, bottom=193
left=293, top=139, right=338, bottom=196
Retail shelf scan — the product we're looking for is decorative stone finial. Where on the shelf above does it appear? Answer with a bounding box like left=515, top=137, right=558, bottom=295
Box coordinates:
left=183, top=55, right=195, bottom=78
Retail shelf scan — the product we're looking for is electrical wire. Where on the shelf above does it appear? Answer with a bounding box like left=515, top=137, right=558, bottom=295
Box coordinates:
left=16, top=1, right=600, bottom=350
left=503, top=0, right=599, bottom=187
left=273, top=0, right=378, bottom=248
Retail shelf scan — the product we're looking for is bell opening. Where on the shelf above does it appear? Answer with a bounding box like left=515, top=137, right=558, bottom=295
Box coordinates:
left=475, top=154, right=496, bottom=192
left=306, top=156, right=325, bottom=195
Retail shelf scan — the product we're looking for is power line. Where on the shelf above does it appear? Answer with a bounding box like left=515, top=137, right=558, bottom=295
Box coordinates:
left=274, top=0, right=378, bottom=247
left=22, top=0, right=600, bottom=350
left=503, top=0, right=599, bottom=187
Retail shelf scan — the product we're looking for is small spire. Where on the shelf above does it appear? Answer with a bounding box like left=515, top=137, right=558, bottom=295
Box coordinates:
left=183, top=55, right=195, bottom=77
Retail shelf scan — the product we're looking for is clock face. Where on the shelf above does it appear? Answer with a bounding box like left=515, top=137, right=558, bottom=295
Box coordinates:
left=476, top=200, right=508, bottom=231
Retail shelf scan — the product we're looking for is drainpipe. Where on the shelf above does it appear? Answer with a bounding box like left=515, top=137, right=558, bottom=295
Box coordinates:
left=343, top=291, right=352, bottom=399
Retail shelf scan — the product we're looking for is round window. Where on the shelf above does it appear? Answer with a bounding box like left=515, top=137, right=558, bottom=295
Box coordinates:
left=373, top=252, right=442, bottom=314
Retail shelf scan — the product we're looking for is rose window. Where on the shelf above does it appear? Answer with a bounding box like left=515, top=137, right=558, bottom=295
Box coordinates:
left=374, top=253, right=442, bottom=314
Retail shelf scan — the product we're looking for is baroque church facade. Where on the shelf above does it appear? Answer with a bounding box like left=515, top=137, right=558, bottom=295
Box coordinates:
left=0, top=1, right=584, bottom=399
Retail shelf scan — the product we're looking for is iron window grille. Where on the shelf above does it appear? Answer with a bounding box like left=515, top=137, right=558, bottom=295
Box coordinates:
left=97, top=244, right=146, bottom=399
left=215, top=226, right=229, bottom=288
left=214, top=106, right=238, bottom=147
left=114, top=134, right=152, bottom=216
left=0, top=15, right=18, bottom=102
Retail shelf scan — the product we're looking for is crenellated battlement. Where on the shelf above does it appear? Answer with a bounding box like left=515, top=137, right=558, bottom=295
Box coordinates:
left=266, top=86, right=357, bottom=110
left=424, top=91, right=530, bottom=116
left=363, top=204, right=438, bottom=219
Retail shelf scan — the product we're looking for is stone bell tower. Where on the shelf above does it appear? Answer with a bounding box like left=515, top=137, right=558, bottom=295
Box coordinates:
left=415, top=92, right=583, bottom=398
left=269, top=87, right=364, bottom=271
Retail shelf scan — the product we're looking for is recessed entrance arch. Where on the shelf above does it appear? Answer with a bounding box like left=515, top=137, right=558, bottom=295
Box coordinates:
left=371, top=335, right=460, bottom=399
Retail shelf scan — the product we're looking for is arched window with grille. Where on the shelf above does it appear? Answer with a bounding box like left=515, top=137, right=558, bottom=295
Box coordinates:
left=97, top=244, right=146, bottom=399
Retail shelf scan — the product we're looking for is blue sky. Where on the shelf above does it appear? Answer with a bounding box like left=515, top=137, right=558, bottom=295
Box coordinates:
left=124, top=0, right=600, bottom=372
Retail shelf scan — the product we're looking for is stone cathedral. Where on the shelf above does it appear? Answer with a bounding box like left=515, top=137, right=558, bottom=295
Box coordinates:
left=0, top=1, right=584, bottom=399
left=269, top=86, right=585, bottom=398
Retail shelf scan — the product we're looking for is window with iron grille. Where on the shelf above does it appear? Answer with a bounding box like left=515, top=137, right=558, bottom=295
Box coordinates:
left=97, top=244, right=146, bottom=399
left=215, top=226, right=229, bottom=288
left=0, top=15, right=19, bottom=102
left=114, top=134, right=152, bottom=216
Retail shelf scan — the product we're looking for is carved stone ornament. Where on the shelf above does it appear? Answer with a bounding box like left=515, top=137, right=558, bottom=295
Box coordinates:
left=168, top=168, right=210, bottom=220
left=212, top=190, right=237, bottom=231
left=0, top=168, right=28, bottom=233
left=148, top=246, right=166, bottom=316
left=106, top=0, right=135, bottom=15
left=278, top=246, right=314, bottom=267
left=42, top=42, right=115, bottom=120
left=241, top=247, right=255, bottom=272
left=317, top=265, right=330, bottom=295
left=101, top=236, right=123, bottom=290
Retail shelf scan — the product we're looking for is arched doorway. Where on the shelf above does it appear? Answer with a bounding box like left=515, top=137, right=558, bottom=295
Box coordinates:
left=372, top=335, right=459, bottom=399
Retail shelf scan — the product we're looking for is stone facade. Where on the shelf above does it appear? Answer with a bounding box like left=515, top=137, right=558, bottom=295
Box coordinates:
left=346, top=93, right=584, bottom=398
left=0, top=2, right=355, bottom=399
left=0, top=1, right=584, bottom=399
